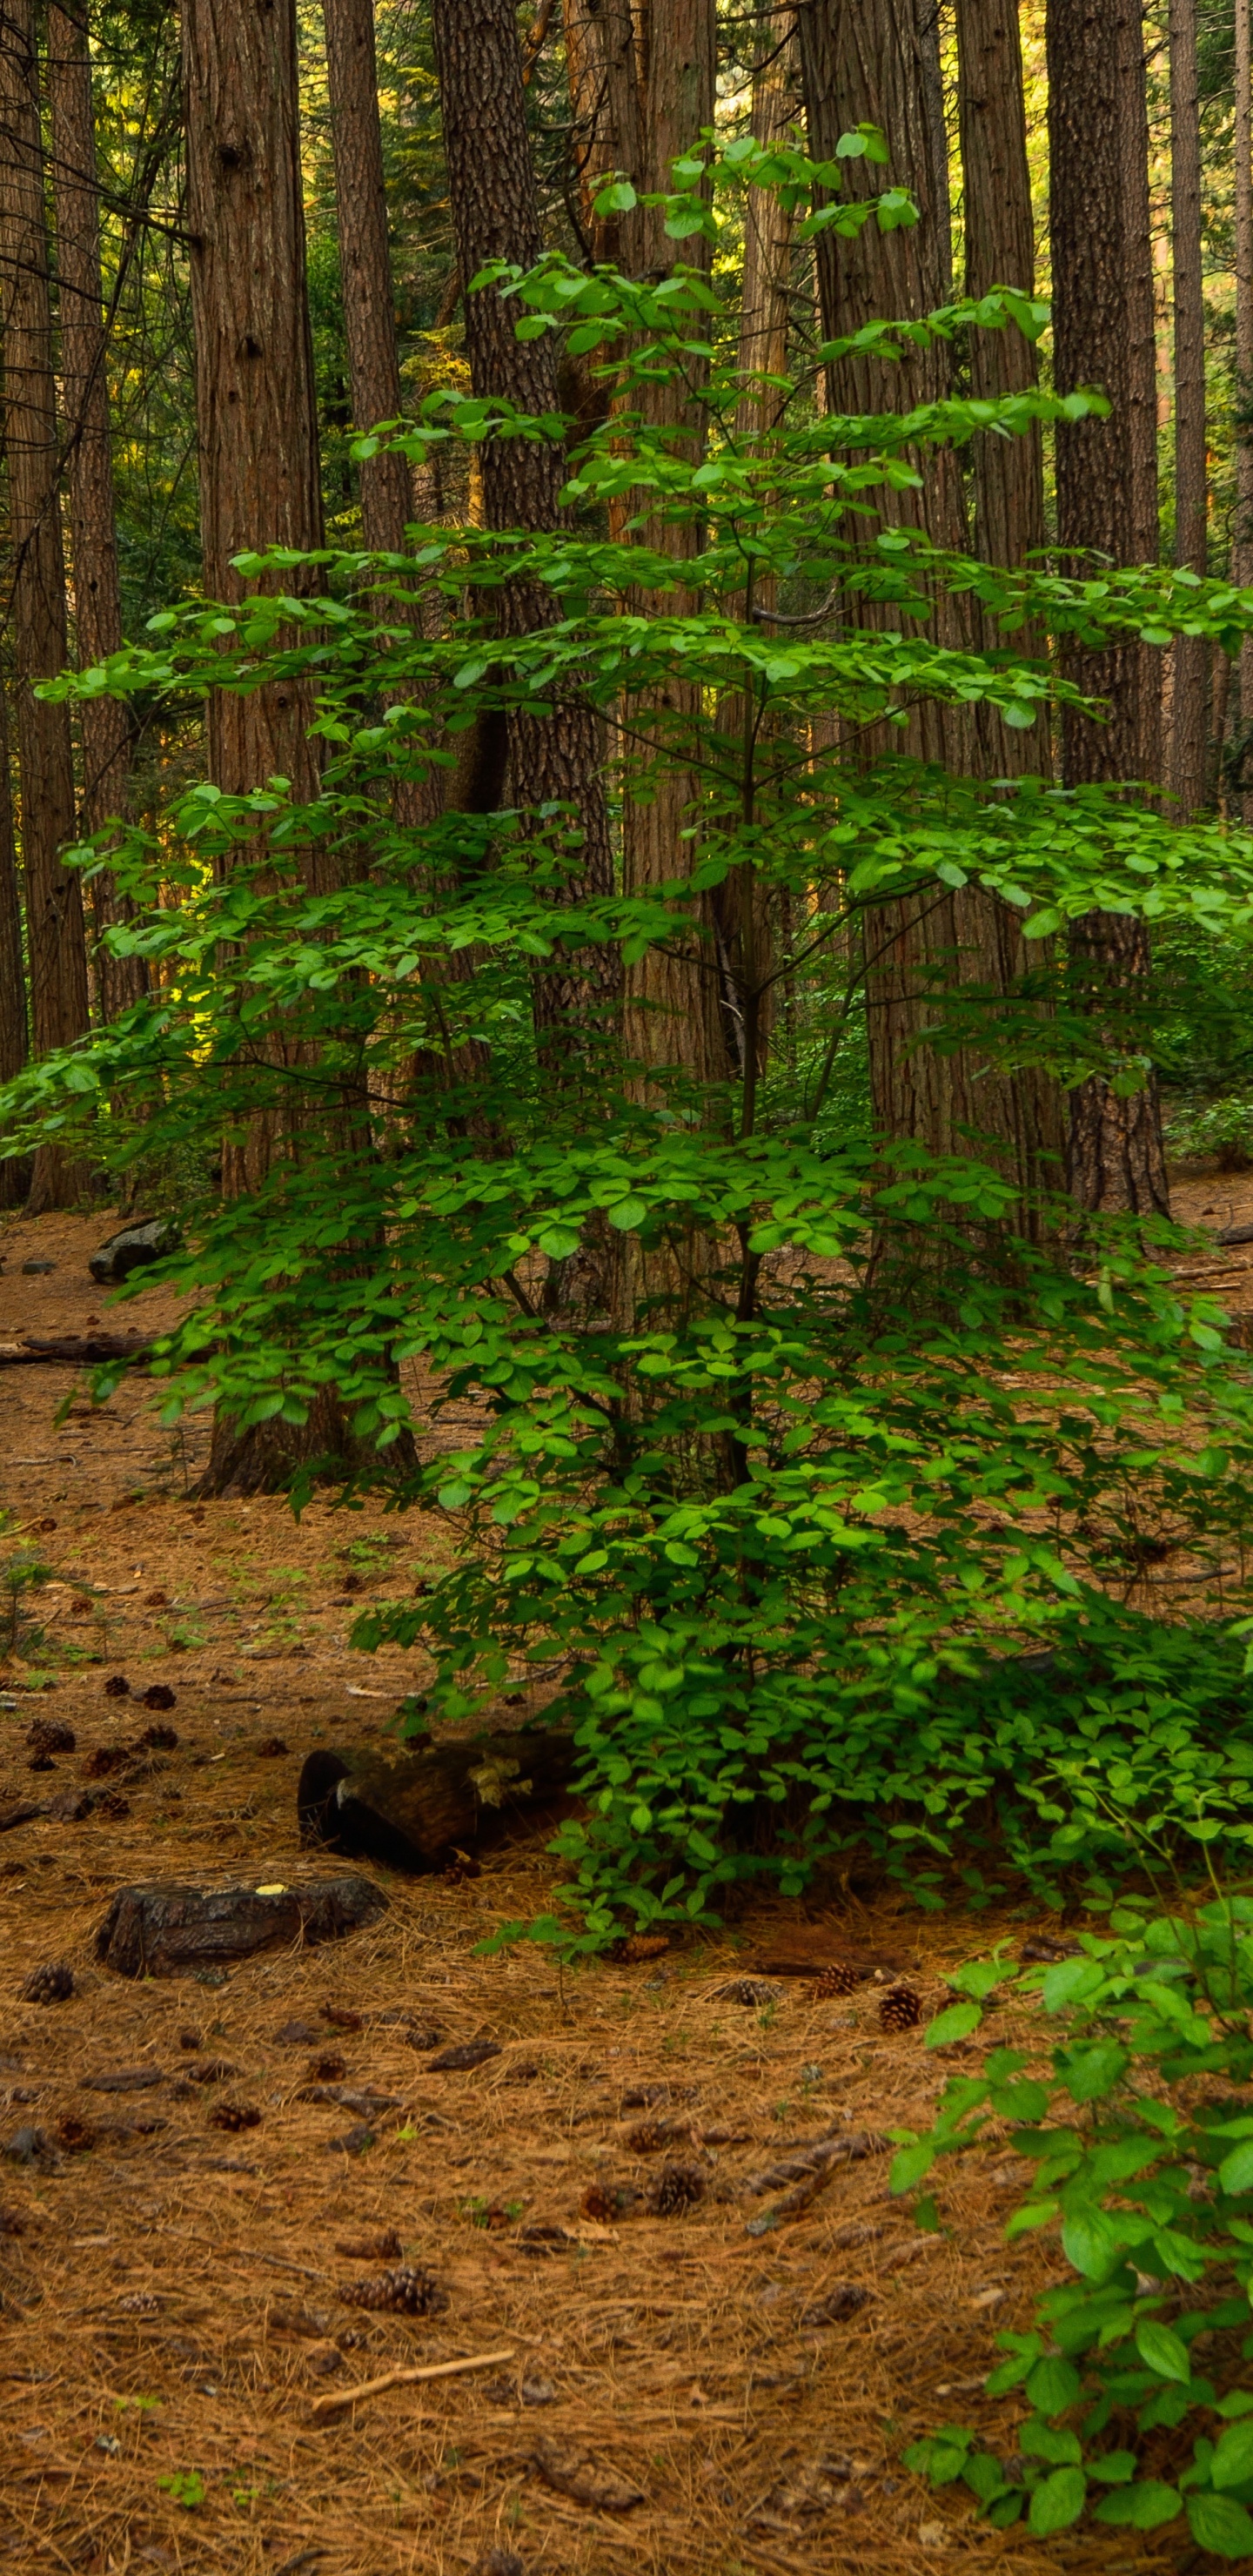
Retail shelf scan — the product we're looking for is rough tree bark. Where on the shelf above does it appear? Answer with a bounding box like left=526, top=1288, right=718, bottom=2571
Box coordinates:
left=0, top=686, right=28, bottom=1207
left=0, top=0, right=90, bottom=1213
left=431, top=0, right=616, bottom=1046
left=562, top=0, right=647, bottom=268
left=184, top=0, right=372, bottom=1493
left=802, top=0, right=1053, bottom=1238
left=1167, top=0, right=1208, bottom=816
left=48, top=3, right=145, bottom=1022
left=1236, top=0, right=1253, bottom=802
left=620, top=0, right=724, bottom=1092
left=1048, top=0, right=1169, bottom=1215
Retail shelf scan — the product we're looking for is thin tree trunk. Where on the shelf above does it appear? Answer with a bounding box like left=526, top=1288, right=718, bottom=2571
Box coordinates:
left=431, top=0, right=616, bottom=1049
left=715, top=10, right=796, bottom=1096
left=1167, top=0, right=1208, bottom=816
left=1048, top=0, right=1169, bottom=1216
left=1120, top=0, right=1162, bottom=784
left=48, top=2, right=145, bottom=1022
left=1236, top=0, right=1253, bottom=803
left=0, top=0, right=90, bottom=1213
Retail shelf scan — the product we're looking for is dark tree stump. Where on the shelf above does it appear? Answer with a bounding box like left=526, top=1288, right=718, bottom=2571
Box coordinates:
left=297, top=1732, right=576, bottom=1874
left=95, top=1874, right=388, bottom=1977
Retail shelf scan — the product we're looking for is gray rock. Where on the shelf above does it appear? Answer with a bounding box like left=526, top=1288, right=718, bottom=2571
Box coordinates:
left=88, top=1219, right=180, bottom=1285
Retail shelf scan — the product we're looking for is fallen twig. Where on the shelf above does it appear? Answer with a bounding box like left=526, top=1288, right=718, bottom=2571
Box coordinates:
left=310, top=2346, right=514, bottom=2418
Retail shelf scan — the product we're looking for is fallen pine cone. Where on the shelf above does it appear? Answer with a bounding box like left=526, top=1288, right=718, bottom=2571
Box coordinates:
left=338, top=2264, right=447, bottom=2315
left=879, top=1984, right=922, bottom=2033
left=402, top=2024, right=444, bottom=2051
left=95, top=1791, right=131, bottom=1820
left=27, top=1720, right=75, bottom=1757
left=207, top=2100, right=262, bottom=2132
left=308, top=2051, right=347, bottom=2083
left=20, top=1962, right=75, bottom=2004
left=728, top=1978, right=780, bottom=2008
left=137, top=1722, right=178, bottom=1750
left=256, top=1736, right=288, bottom=1758
left=84, top=1745, right=130, bottom=1779
left=581, top=2182, right=640, bottom=2222
left=141, top=1686, right=177, bottom=1713
left=610, top=1931, right=671, bottom=1964
left=801, top=2283, right=873, bottom=2324
left=321, top=2003, right=364, bottom=2033
left=625, top=2120, right=687, bottom=2154
left=812, top=1962, right=861, bottom=1999
left=56, top=2113, right=97, bottom=2153
left=647, top=2160, right=706, bottom=2217
left=425, top=2039, right=501, bottom=2072
left=531, top=2434, right=645, bottom=2512
left=103, top=1674, right=131, bottom=1699
left=333, top=2229, right=403, bottom=2261
left=184, top=2058, right=236, bottom=2085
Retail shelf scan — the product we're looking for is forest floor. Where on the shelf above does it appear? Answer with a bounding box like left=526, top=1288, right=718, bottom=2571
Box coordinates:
left=1, top=1180, right=1251, bottom=2576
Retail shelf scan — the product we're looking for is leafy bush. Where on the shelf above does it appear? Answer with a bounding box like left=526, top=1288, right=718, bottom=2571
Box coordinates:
left=896, top=1900, right=1253, bottom=2552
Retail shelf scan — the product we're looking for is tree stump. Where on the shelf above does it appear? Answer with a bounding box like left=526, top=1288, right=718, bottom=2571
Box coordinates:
left=297, top=1731, right=577, bottom=1874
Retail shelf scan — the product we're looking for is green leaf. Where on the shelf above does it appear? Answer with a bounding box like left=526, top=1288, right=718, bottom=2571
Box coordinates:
left=1219, top=2140, right=1253, bottom=2195
left=593, top=179, right=638, bottom=213
left=1212, top=2418, right=1253, bottom=2489
left=925, top=2001, right=982, bottom=2049
left=1136, top=2319, right=1190, bottom=2383
left=1092, top=2482, right=1182, bottom=2530
left=1026, top=2356, right=1081, bottom=2414
left=889, top=2141, right=936, bottom=2193
left=1028, top=2466, right=1086, bottom=2535
left=1186, top=2493, right=1253, bottom=2558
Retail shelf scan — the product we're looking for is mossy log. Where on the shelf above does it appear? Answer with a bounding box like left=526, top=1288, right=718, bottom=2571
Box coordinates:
left=297, top=1730, right=576, bottom=1873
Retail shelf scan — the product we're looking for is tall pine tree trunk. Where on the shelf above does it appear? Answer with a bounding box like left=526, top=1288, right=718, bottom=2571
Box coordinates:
left=562, top=0, right=647, bottom=268
left=431, top=0, right=615, bottom=1048
left=184, top=0, right=371, bottom=1494
left=0, top=685, right=28, bottom=1207
left=323, top=0, right=411, bottom=562
left=618, top=0, right=725, bottom=1094
left=1048, top=0, right=1169, bottom=1216
left=802, top=0, right=1050, bottom=1239
left=1167, top=0, right=1208, bottom=815
left=1236, top=0, right=1253, bottom=801
left=0, top=0, right=89, bottom=1213
left=48, top=2, right=145, bottom=1021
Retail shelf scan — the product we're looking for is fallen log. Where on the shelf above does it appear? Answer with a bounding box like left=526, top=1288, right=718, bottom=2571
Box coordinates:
left=0, top=1332, right=157, bottom=1368
left=297, top=1730, right=577, bottom=1874
left=95, top=1874, right=388, bottom=1977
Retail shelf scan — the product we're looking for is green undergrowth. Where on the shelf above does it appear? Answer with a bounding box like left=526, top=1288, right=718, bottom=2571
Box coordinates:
left=897, top=1896, right=1253, bottom=2553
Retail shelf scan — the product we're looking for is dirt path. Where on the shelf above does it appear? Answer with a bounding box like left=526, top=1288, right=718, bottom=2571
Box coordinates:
left=1, top=1193, right=1238, bottom=2576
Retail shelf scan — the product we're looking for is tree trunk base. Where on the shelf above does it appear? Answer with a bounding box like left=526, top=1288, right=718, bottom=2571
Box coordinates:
left=196, top=1387, right=415, bottom=1499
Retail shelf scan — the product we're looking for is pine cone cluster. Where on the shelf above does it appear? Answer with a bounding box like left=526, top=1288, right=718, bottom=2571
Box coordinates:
left=879, top=1984, right=922, bottom=2033
left=20, top=1962, right=74, bottom=2004
left=338, top=2264, right=448, bottom=2316
left=208, top=2100, right=262, bottom=2132
left=812, top=1962, right=860, bottom=1999
left=647, top=2160, right=706, bottom=2217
